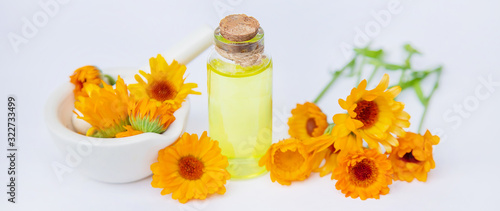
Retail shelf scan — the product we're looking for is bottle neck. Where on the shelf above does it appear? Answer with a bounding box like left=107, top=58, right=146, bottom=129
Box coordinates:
left=214, top=27, right=265, bottom=67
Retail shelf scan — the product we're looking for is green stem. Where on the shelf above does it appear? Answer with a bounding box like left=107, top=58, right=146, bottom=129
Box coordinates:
left=313, top=71, right=342, bottom=104
left=417, top=104, right=429, bottom=134
left=366, top=65, right=380, bottom=86
left=398, top=51, right=416, bottom=87
left=399, top=68, right=407, bottom=85
left=355, top=57, right=366, bottom=85
left=313, top=57, right=356, bottom=104
left=417, top=67, right=442, bottom=133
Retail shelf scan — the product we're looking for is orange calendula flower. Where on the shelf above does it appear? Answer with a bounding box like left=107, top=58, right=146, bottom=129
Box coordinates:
left=128, top=98, right=176, bottom=134
left=151, top=132, right=230, bottom=204
left=302, top=134, right=340, bottom=176
left=333, top=148, right=393, bottom=200
left=128, top=54, right=200, bottom=110
left=335, top=74, right=410, bottom=153
left=70, top=65, right=102, bottom=98
left=75, top=76, right=129, bottom=138
left=115, top=125, right=143, bottom=138
left=259, top=138, right=313, bottom=185
left=315, top=145, right=341, bottom=177
left=331, top=114, right=364, bottom=156
left=288, top=102, right=328, bottom=140
left=389, top=130, right=440, bottom=182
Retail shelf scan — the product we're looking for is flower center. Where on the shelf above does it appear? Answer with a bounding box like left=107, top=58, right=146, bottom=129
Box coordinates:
left=306, top=118, right=317, bottom=137
left=149, top=81, right=177, bottom=102
left=274, top=149, right=305, bottom=171
left=401, top=151, right=420, bottom=163
left=178, top=155, right=204, bottom=180
left=350, top=158, right=378, bottom=187
left=328, top=144, right=337, bottom=153
left=353, top=100, right=379, bottom=129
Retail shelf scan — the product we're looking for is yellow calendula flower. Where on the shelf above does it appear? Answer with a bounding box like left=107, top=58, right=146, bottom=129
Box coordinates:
left=301, top=134, right=339, bottom=176
left=331, top=114, right=364, bottom=156
left=315, top=146, right=341, bottom=177
left=129, top=54, right=200, bottom=110
left=288, top=102, right=328, bottom=140
left=75, top=76, right=129, bottom=138
left=389, top=130, right=440, bottom=182
left=151, top=132, right=230, bottom=204
left=70, top=65, right=102, bottom=98
left=335, top=74, right=410, bottom=153
left=259, top=138, right=313, bottom=185
left=128, top=98, right=176, bottom=134
left=311, top=149, right=342, bottom=178
left=333, top=148, right=393, bottom=200
left=115, top=125, right=143, bottom=138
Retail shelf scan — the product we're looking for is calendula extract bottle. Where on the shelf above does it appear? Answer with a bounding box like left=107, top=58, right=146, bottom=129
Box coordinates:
left=207, top=14, right=272, bottom=179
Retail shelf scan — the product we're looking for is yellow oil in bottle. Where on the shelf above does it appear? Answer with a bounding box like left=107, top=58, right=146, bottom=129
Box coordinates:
left=207, top=58, right=272, bottom=179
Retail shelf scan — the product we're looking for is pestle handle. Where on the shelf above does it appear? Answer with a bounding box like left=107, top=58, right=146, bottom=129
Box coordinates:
left=141, top=24, right=213, bottom=71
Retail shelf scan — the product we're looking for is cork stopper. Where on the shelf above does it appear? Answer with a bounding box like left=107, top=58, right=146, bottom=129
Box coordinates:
left=219, top=14, right=260, bottom=42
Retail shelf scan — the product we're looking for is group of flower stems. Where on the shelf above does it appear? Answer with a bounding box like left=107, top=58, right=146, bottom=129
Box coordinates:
left=259, top=44, right=441, bottom=200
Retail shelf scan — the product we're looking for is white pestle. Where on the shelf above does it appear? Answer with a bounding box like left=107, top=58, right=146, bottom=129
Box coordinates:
left=72, top=109, right=90, bottom=135
left=72, top=25, right=214, bottom=135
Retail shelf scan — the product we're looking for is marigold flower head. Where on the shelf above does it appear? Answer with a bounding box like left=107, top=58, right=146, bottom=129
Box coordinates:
left=331, top=114, right=364, bottom=156
left=151, top=132, right=230, bottom=203
left=302, top=134, right=340, bottom=177
left=288, top=102, right=328, bottom=140
left=333, top=148, right=393, bottom=200
left=70, top=65, right=102, bottom=98
left=336, top=74, right=410, bottom=153
left=75, top=76, right=129, bottom=138
left=128, top=54, right=200, bottom=110
left=315, top=146, right=341, bottom=177
left=128, top=98, right=176, bottom=134
left=389, top=130, right=440, bottom=182
left=259, top=138, right=313, bottom=185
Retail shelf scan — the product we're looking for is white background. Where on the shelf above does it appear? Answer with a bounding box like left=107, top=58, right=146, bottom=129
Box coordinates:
left=1, top=0, right=500, bottom=210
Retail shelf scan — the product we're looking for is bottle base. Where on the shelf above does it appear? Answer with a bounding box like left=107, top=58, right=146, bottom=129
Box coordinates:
left=227, top=157, right=267, bottom=180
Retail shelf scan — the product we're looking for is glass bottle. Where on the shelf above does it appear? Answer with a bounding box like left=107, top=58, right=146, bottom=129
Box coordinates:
left=207, top=22, right=272, bottom=179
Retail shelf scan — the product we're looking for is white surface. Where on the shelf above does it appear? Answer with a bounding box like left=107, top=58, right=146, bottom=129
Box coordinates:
left=1, top=0, right=500, bottom=210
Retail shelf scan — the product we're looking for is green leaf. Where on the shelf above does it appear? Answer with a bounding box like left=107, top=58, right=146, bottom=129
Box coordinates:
left=354, top=48, right=384, bottom=58
left=413, top=82, right=426, bottom=104
left=368, top=59, right=383, bottom=66
left=103, top=74, right=116, bottom=86
left=324, top=124, right=335, bottom=135
left=384, top=63, right=404, bottom=70
left=433, top=66, right=443, bottom=73
left=411, top=71, right=429, bottom=78
left=404, top=44, right=421, bottom=54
